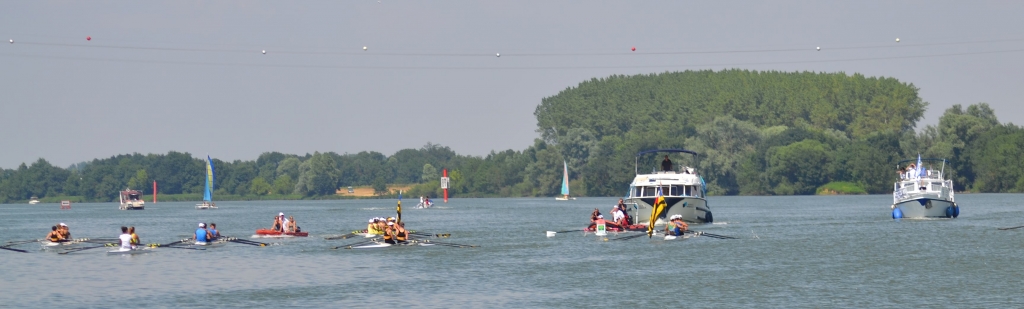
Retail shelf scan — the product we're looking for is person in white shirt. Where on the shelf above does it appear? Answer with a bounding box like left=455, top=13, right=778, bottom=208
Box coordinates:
left=118, top=226, right=133, bottom=250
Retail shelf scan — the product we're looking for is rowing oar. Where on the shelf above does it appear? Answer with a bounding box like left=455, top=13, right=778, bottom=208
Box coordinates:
left=998, top=225, right=1024, bottom=230
left=226, top=237, right=269, bottom=247
left=4, top=239, right=42, bottom=246
left=686, top=230, right=737, bottom=239
left=548, top=230, right=582, bottom=234
left=611, top=233, right=648, bottom=241
left=333, top=238, right=379, bottom=250
left=148, top=239, right=189, bottom=248
left=58, top=243, right=116, bottom=254
left=326, top=232, right=369, bottom=240
left=410, top=232, right=451, bottom=238
left=419, top=240, right=477, bottom=248
left=0, top=246, right=29, bottom=253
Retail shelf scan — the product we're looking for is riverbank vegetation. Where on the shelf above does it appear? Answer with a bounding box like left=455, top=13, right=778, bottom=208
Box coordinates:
left=1, top=70, right=1021, bottom=203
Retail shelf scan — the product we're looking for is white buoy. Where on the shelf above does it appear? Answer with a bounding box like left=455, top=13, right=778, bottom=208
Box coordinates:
left=8, top=39, right=12, bottom=44
left=546, top=231, right=556, bottom=237
left=816, top=46, right=820, bottom=51
left=262, top=50, right=266, bottom=54
left=896, top=38, right=900, bottom=43
left=363, top=46, right=368, bottom=51
left=496, top=53, right=500, bottom=57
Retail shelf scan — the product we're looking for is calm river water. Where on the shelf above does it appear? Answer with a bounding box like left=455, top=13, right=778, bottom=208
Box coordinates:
left=2, top=194, right=1023, bottom=308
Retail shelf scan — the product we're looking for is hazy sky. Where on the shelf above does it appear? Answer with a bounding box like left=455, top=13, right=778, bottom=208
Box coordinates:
left=2, top=1, right=1022, bottom=169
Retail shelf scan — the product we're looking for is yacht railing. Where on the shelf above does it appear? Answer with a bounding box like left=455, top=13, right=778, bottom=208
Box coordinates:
left=893, top=178, right=954, bottom=203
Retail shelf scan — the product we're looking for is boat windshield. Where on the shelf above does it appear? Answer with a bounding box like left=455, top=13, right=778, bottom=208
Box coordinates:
left=635, top=185, right=702, bottom=198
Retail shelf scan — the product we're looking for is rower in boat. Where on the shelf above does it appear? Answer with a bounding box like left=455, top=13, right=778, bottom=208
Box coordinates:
left=382, top=221, right=397, bottom=244
left=664, top=215, right=689, bottom=236
left=118, top=226, right=133, bottom=250
left=58, top=223, right=70, bottom=240
left=195, top=223, right=212, bottom=245
left=395, top=222, right=409, bottom=243
left=129, top=226, right=140, bottom=249
left=366, top=218, right=383, bottom=235
left=46, top=226, right=64, bottom=242
left=208, top=223, right=220, bottom=239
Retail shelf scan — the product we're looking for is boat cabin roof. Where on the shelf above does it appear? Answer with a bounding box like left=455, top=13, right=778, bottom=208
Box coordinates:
left=632, top=171, right=702, bottom=185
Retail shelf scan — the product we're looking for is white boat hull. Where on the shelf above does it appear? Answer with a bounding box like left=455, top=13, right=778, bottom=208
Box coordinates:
left=893, top=199, right=957, bottom=219
left=107, top=247, right=150, bottom=255
left=350, top=241, right=434, bottom=249
left=627, top=196, right=711, bottom=225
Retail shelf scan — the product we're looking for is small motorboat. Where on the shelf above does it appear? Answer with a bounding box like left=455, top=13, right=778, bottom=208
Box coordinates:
left=583, top=224, right=647, bottom=232
left=254, top=229, right=308, bottom=238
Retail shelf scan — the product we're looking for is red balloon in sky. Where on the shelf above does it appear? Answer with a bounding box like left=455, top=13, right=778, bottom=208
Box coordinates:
left=86, top=36, right=91, bottom=41
left=631, top=46, right=636, bottom=51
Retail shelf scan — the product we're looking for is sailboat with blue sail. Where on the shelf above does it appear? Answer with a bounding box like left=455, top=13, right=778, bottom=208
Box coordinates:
left=555, top=160, right=576, bottom=200
left=196, top=155, right=217, bottom=209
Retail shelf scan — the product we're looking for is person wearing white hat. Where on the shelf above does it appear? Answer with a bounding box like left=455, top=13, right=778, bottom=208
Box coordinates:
left=664, top=215, right=689, bottom=236
left=382, top=221, right=397, bottom=244
left=195, top=222, right=212, bottom=245
left=366, top=218, right=383, bottom=235
left=58, top=223, right=71, bottom=240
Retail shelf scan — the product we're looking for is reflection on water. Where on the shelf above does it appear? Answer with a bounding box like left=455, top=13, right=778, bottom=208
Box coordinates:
left=2, top=195, right=1024, bottom=308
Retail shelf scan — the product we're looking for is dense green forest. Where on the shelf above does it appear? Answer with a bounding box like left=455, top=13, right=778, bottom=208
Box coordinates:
left=2, top=70, right=1021, bottom=203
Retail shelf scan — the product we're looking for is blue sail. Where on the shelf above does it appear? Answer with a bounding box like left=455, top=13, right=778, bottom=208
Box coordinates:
left=203, top=156, right=214, bottom=202
left=560, top=160, right=570, bottom=196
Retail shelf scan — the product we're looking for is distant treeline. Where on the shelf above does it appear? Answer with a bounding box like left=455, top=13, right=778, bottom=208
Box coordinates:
left=1, top=70, right=1021, bottom=203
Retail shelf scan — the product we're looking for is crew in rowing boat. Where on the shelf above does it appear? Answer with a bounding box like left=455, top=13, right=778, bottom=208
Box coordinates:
left=395, top=222, right=409, bottom=243
left=46, top=226, right=64, bottom=242
left=118, top=226, right=133, bottom=250
left=665, top=215, right=689, bottom=236
left=382, top=221, right=397, bottom=244
left=377, top=217, right=390, bottom=233
left=195, top=223, right=212, bottom=244
left=58, top=223, right=70, bottom=240
left=129, top=226, right=140, bottom=249
left=208, top=223, right=220, bottom=239
left=366, top=218, right=383, bottom=235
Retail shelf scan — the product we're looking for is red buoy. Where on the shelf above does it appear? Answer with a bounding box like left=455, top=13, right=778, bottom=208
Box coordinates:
left=631, top=46, right=636, bottom=51
left=86, top=36, right=91, bottom=41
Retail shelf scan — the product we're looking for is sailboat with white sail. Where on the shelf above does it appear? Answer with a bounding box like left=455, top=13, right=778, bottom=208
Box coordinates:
left=196, top=156, right=217, bottom=209
left=555, top=160, right=576, bottom=200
